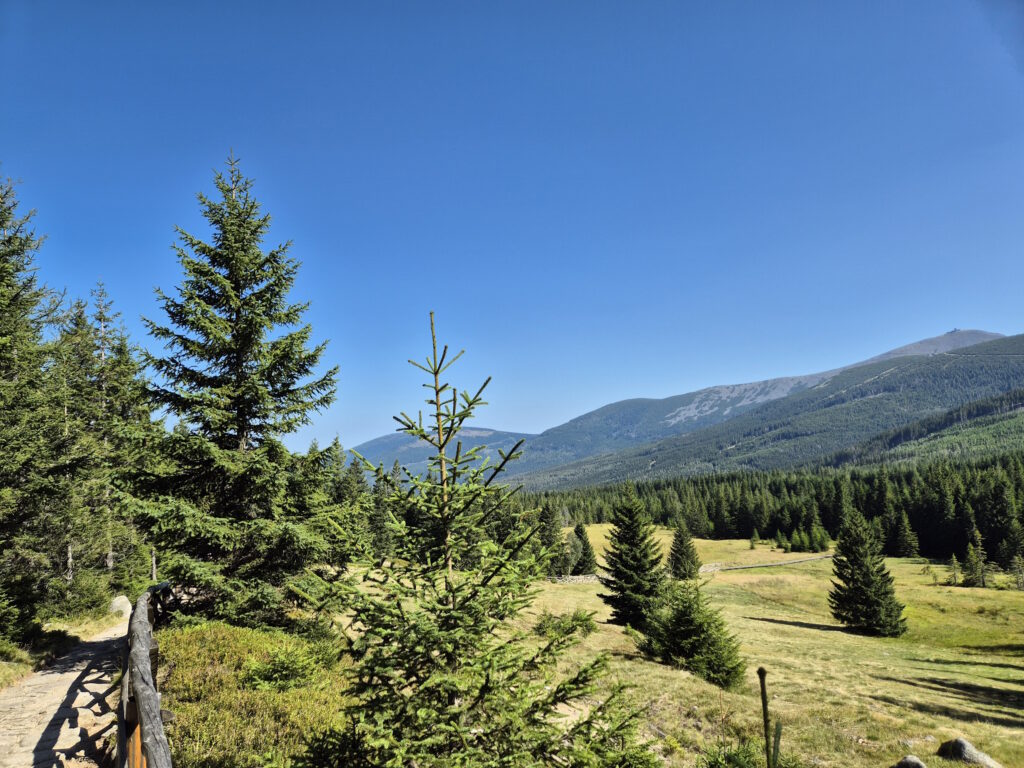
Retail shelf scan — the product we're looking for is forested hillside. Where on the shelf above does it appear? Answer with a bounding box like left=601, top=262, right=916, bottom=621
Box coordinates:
left=523, top=336, right=1024, bottom=488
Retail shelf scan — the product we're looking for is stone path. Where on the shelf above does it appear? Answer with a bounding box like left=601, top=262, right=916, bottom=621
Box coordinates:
left=0, top=620, right=128, bottom=768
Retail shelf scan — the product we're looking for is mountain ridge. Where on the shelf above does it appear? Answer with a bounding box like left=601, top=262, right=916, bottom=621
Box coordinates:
left=354, top=329, right=1005, bottom=477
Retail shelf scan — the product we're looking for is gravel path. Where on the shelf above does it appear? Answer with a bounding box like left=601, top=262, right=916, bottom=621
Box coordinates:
left=0, top=620, right=127, bottom=768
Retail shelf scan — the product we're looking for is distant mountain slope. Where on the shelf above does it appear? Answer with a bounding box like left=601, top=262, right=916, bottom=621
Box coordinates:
left=520, top=333, right=1024, bottom=488
left=504, top=328, right=1003, bottom=477
left=354, top=329, right=1005, bottom=479
left=860, top=328, right=1002, bottom=364
left=354, top=428, right=534, bottom=475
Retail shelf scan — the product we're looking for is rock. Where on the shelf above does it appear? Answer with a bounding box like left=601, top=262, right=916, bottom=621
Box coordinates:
left=937, top=738, right=1003, bottom=768
left=892, top=757, right=926, bottom=768
left=109, top=595, right=131, bottom=618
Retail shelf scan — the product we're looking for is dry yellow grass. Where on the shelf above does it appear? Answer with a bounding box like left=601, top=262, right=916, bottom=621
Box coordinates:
left=533, top=530, right=1024, bottom=768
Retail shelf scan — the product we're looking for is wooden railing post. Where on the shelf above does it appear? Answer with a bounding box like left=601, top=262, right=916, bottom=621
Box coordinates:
left=118, top=582, right=173, bottom=768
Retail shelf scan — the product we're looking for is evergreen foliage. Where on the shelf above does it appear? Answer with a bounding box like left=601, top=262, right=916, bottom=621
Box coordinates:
left=529, top=446, right=1024, bottom=569
left=141, top=156, right=338, bottom=623
left=599, top=485, right=664, bottom=629
left=890, top=510, right=919, bottom=557
left=669, top=520, right=701, bottom=579
left=961, top=529, right=987, bottom=588
left=828, top=509, right=906, bottom=636
left=299, top=315, right=652, bottom=767
left=638, top=580, right=746, bottom=689
left=0, top=175, right=56, bottom=637
left=539, top=502, right=571, bottom=576
left=572, top=521, right=598, bottom=574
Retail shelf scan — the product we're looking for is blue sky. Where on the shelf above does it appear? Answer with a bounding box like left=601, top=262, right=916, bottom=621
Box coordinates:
left=3, top=2, right=1024, bottom=448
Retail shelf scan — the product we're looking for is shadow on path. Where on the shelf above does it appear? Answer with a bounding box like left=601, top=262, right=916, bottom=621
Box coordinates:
left=29, top=634, right=123, bottom=768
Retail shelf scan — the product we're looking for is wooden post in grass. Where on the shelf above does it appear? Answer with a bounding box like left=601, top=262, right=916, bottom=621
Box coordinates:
left=761, top=667, right=782, bottom=768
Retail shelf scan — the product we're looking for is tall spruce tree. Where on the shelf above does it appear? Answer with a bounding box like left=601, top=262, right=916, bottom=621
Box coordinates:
left=0, top=176, right=60, bottom=637
left=669, top=519, right=701, bottom=579
left=298, top=315, right=653, bottom=767
left=599, top=485, right=664, bottom=629
left=572, top=520, right=598, bottom=575
left=828, top=509, right=906, bottom=636
left=142, top=156, right=338, bottom=623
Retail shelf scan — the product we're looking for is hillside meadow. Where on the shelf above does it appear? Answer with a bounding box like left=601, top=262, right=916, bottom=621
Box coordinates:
left=149, top=529, right=1024, bottom=768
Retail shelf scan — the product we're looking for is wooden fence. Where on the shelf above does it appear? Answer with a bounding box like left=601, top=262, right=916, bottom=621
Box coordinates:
left=117, top=582, right=174, bottom=768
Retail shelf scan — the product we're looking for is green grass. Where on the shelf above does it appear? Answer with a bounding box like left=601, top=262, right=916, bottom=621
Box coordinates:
left=530, top=531, right=1024, bottom=768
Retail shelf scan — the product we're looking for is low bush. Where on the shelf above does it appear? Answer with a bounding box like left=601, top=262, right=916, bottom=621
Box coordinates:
left=158, top=622, right=348, bottom=768
left=532, top=608, right=597, bottom=640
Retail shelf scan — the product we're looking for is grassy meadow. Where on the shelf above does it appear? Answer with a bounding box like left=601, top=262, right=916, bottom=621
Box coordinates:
left=154, top=528, right=1024, bottom=768
left=530, top=529, right=1024, bottom=768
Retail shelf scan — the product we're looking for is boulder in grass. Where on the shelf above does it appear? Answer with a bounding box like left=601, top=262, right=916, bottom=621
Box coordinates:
left=937, top=738, right=1003, bottom=768
left=892, top=757, right=926, bottom=768
left=109, top=595, right=132, bottom=618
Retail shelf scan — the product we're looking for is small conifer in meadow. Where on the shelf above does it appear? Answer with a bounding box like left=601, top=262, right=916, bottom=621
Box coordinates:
left=669, top=519, right=701, bottom=580
left=599, top=485, right=664, bottom=630
left=962, top=529, right=987, bottom=587
left=948, top=553, right=960, bottom=586
left=572, top=521, right=599, bottom=575
left=828, top=508, right=906, bottom=636
left=638, top=580, right=746, bottom=689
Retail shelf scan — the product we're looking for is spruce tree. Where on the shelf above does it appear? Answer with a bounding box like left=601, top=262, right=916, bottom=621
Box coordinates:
left=298, top=315, right=652, bottom=767
left=891, top=510, right=919, bottom=557
left=0, top=176, right=65, bottom=637
left=572, top=521, right=598, bottom=575
left=638, top=580, right=746, bottom=689
left=948, top=553, right=959, bottom=586
left=142, top=156, right=338, bottom=623
left=366, top=461, right=398, bottom=559
left=669, top=519, right=701, bottom=580
left=599, top=485, right=664, bottom=629
left=962, top=529, right=987, bottom=588
left=539, top=502, right=570, bottom=576
left=1012, top=554, right=1024, bottom=591
left=828, top=509, right=906, bottom=636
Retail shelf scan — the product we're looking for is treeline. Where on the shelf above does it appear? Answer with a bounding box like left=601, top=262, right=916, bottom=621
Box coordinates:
left=528, top=452, right=1024, bottom=567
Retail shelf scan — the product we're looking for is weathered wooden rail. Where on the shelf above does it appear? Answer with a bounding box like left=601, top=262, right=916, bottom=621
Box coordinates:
left=117, top=582, right=173, bottom=768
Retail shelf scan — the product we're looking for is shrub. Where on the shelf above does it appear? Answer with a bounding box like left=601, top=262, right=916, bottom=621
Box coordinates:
left=242, top=645, right=316, bottom=691
left=533, top=609, right=597, bottom=640
left=698, top=741, right=761, bottom=768
left=157, top=622, right=347, bottom=768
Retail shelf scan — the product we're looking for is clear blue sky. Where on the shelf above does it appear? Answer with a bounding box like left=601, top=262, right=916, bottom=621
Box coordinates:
left=3, top=2, right=1024, bottom=449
